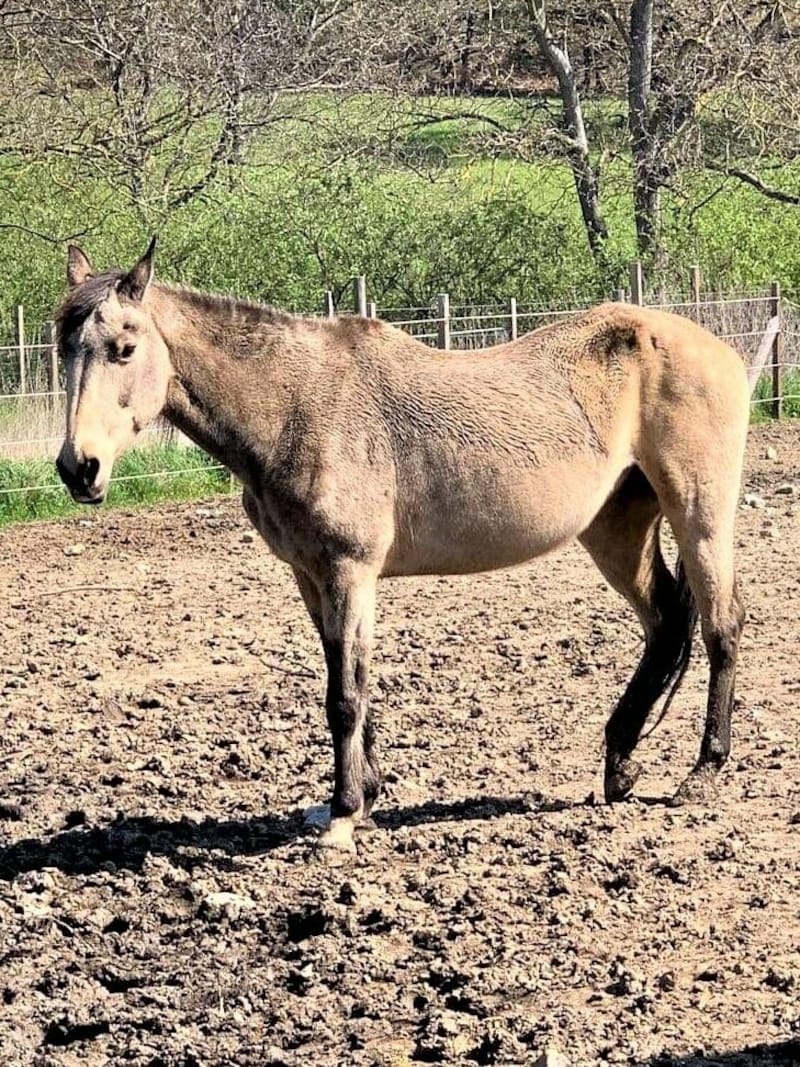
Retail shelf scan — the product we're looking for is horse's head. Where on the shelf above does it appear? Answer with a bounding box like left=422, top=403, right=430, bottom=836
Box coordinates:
left=55, top=238, right=172, bottom=503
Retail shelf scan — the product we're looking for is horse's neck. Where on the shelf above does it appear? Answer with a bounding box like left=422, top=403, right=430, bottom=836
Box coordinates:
left=156, top=293, right=290, bottom=485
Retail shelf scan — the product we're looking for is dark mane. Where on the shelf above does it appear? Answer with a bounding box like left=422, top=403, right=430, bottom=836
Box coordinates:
left=55, top=269, right=126, bottom=339
left=56, top=273, right=298, bottom=344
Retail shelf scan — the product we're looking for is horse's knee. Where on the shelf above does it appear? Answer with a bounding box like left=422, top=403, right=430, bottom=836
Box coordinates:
left=326, top=694, right=360, bottom=736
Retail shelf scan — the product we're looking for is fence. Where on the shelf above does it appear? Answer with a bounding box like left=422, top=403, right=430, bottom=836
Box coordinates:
left=1, top=263, right=798, bottom=509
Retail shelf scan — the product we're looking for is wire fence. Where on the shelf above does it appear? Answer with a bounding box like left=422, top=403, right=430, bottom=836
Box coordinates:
left=1, top=277, right=798, bottom=510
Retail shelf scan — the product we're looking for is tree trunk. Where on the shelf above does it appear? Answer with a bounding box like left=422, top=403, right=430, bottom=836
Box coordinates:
left=526, top=0, right=609, bottom=263
left=628, top=0, right=660, bottom=262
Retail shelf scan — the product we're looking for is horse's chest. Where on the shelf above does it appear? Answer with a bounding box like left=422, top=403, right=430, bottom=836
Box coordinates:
left=242, top=485, right=309, bottom=563
left=241, top=483, right=370, bottom=570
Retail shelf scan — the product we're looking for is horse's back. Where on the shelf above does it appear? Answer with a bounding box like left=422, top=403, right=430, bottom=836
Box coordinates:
left=287, top=304, right=750, bottom=579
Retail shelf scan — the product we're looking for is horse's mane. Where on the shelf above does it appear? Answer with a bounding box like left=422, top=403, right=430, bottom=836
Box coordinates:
left=56, top=273, right=299, bottom=340
left=158, top=283, right=297, bottom=328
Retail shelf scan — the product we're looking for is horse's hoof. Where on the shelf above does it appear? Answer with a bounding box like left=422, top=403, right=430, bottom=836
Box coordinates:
left=604, top=759, right=643, bottom=803
left=670, top=766, right=719, bottom=807
left=316, top=816, right=358, bottom=860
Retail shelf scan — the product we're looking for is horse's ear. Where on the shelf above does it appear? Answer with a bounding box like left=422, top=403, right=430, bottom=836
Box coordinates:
left=118, top=235, right=157, bottom=303
left=67, top=245, right=94, bottom=288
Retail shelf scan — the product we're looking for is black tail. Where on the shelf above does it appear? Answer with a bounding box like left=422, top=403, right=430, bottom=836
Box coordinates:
left=640, top=557, right=699, bottom=739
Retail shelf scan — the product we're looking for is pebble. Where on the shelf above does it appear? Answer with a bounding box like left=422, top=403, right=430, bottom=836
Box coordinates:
left=766, top=446, right=778, bottom=460
left=198, top=891, right=255, bottom=923
left=774, top=484, right=797, bottom=496
left=241, top=530, right=256, bottom=543
left=743, top=494, right=766, bottom=509
left=534, top=1049, right=571, bottom=1067
left=63, top=543, right=85, bottom=556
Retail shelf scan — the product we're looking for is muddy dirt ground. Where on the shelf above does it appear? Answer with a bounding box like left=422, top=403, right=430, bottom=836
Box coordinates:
left=1, top=425, right=799, bottom=1067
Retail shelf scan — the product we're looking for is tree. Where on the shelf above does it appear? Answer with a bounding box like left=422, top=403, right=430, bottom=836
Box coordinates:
left=0, top=0, right=364, bottom=227
left=351, top=0, right=800, bottom=279
left=528, top=0, right=800, bottom=269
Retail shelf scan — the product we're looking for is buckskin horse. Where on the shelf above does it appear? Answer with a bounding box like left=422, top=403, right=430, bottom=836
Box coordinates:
left=55, top=241, right=750, bottom=854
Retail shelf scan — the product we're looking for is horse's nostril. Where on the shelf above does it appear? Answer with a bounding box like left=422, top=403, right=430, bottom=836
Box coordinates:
left=81, top=456, right=100, bottom=489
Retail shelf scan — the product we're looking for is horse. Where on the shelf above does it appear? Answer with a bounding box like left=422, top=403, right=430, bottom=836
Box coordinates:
left=55, top=240, right=750, bottom=854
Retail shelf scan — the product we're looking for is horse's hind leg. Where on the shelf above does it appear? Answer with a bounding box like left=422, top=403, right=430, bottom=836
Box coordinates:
left=579, top=467, right=698, bottom=802
left=656, top=506, right=745, bottom=805
left=294, top=563, right=381, bottom=854
left=641, top=425, right=747, bottom=805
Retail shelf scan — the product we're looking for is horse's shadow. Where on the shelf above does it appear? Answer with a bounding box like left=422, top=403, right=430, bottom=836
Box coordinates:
left=637, top=1042, right=800, bottom=1066
left=0, top=793, right=579, bottom=880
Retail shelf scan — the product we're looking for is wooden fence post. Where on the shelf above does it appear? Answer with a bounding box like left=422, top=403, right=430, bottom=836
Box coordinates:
left=322, top=291, right=335, bottom=319
left=614, top=288, right=626, bottom=303
left=353, top=276, right=367, bottom=317
left=15, top=305, right=26, bottom=395
left=690, top=265, right=702, bottom=322
left=367, top=301, right=377, bottom=320
left=771, top=281, right=783, bottom=419
left=629, top=261, right=644, bottom=306
left=506, top=297, right=518, bottom=341
left=43, top=321, right=58, bottom=408
left=436, top=293, right=451, bottom=350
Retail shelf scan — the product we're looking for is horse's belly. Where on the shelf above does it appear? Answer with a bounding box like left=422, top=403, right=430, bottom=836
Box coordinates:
left=384, top=456, right=625, bottom=577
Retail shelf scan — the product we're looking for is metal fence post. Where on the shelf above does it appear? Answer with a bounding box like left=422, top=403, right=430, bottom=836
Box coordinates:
left=322, top=290, right=335, bottom=319
left=44, top=321, right=58, bottom=408
left=506, top=297, right=518, bottom=341
left=614, top=288, right=626, bottom=303
left=367, top=301, right=377, bottom=320
left=353, top=276, right=367, bottom=317
left=436, top=293, right=451, bottom=350
left=771, top=281, right=782, bottom=419
left=15, top=305, right=26, bottom=395
left=629, top=261, right=644, bottom=306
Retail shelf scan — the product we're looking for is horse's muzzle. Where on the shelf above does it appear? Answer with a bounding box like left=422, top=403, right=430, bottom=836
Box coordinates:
left=56, top=454, right=106, bottom=505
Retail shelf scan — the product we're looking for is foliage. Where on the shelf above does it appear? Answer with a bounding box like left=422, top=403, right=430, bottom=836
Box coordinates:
left=4, top=123, right=800, bottom=333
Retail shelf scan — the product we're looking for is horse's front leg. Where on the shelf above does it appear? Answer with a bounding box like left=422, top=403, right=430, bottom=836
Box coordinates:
left=312, top=562, right=381, bottom=854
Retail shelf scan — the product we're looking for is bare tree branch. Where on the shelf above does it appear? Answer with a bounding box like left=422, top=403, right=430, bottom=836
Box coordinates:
left=707, top=164, right=800, bottom=206
left=0, top=222, right=94, bottom=243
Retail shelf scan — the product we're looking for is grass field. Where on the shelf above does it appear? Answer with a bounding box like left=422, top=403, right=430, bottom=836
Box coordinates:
left=0, top=444, right=231, bottom=526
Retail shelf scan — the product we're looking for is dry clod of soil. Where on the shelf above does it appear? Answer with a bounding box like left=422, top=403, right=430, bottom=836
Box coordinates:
left=743, top=493, right=766, bottom=508
left=0, top=426, right=799, bottom=1066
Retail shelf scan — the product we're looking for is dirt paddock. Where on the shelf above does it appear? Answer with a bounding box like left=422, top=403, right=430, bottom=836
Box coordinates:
left=1, top=425, right=799, bottom=1067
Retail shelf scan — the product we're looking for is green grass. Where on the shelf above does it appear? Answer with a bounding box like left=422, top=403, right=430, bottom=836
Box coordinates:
left=750, top=369, right=800, bottom=421
left=0, top=444, right=231, bottom=525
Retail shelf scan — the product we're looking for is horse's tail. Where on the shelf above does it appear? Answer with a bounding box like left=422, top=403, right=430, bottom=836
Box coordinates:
left=641, top=556, right=699, bottom=738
